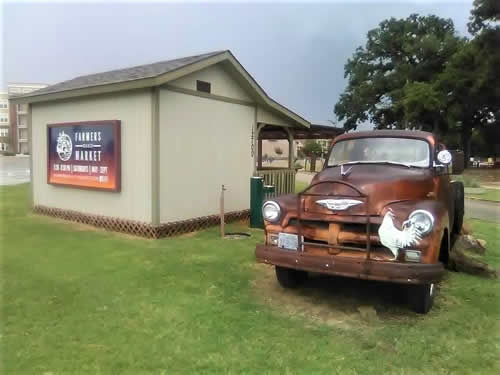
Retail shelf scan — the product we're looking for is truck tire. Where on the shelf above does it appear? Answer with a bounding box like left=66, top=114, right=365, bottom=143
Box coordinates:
left=453, top=181, right=464, bottom=235
left=408, top=283, right=435, bottom=314
left=275, top=266, right=307, bottom=289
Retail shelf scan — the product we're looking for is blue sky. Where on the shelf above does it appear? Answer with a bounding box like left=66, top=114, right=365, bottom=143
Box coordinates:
left=2, top=0, right=472, bottom=125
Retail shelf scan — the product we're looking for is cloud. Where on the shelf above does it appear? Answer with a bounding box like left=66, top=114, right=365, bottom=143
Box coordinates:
left=3, top=1, right=472, bottom=124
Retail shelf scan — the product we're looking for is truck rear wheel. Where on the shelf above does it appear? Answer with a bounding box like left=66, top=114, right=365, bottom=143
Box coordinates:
left=408, top=283, right=435, bottom=314
left=275, top=266, right=307, bottom=289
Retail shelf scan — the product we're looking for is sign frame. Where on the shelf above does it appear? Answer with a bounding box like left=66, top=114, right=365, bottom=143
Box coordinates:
left=46, top=120, right=121, bottom=192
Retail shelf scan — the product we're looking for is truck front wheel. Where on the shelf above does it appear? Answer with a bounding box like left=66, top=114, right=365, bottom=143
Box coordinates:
left=275, top=266, right=307, bottom=289
left=453, top=181, right=464, bottom=235
left=408, top=283, right=435, bottom=314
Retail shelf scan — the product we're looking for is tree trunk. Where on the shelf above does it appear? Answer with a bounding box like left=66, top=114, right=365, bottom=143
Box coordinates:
left=310, top=156, right=317, bottom=172
left=461, top=124, right=472, bottom=168
left=432, top=117, right=440, bottom=141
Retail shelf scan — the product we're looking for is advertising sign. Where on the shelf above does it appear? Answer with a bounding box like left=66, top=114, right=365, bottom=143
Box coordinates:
left=47, top=120, right=121, bottom=191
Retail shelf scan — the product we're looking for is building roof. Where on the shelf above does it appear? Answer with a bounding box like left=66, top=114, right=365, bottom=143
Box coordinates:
left=17, top=51, right=224, bottom=98
left=12, top=50, right=310, bottom=128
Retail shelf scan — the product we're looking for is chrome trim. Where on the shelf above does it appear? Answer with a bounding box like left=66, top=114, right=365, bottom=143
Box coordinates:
left=262, top=201, right=281, bottom=223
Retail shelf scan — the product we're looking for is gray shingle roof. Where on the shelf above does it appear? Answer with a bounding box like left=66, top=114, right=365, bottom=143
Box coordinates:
left=24, top=50, right=226, bottom=97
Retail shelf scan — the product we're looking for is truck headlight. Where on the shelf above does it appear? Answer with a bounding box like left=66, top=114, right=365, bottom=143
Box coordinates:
left=405, top=210, right=434, bottom=236
left=262, top=201, right=281, bottom=222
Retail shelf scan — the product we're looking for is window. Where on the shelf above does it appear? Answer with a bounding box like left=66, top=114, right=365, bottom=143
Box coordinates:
left=196, top=80, right=211, bottom=94
left=0, top=103, right=7, bottom=109
left=18, top=128, right=28, bottom=140
left=328, top=137, right=430, bottom=168
left=0, top=128, right=8, bottom=137
left=0, top=143, right=7, bottom=151
left=0, top=117, right=8, bottom=123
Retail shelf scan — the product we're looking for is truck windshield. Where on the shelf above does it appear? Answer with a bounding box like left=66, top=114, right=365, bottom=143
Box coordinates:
left=327, top=137, right=430, bottom=168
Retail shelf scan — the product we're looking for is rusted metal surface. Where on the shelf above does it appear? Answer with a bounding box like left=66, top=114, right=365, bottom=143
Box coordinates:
left=257, top=130, right=458, bottom=285
left=256, top=244, right=445, bottom=284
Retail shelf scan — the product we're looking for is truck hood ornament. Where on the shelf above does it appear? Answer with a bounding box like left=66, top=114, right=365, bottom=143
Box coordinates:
left=316, top=199, right=363, bottom=211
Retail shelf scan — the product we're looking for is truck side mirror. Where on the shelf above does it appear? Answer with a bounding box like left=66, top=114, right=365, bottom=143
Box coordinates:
left=450, top=150, right=464, bottom=175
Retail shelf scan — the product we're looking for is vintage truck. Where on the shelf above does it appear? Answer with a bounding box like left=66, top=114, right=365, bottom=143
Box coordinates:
left=256, top=130, right=464, bottom=313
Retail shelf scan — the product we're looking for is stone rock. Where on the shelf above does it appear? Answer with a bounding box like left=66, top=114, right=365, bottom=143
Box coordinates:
left=454, top=235, right=486, bottom=255
left=450, top=234, right=497, bottom=278
left=477, top=239, right=487, bottom=249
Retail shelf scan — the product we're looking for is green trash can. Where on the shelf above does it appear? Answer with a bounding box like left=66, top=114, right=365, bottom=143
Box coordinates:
left=250, top=177, right=275, bottom=228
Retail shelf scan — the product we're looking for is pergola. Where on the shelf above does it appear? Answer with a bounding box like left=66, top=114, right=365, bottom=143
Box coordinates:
left=256, top=123, right=343, bottom=168
left=255, top=123, right=344, bottom=195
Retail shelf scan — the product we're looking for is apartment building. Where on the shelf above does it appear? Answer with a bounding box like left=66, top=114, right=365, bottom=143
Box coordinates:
left=0, top=92, right=10, bottom=152
left=8, top=83, right=48, bottom=154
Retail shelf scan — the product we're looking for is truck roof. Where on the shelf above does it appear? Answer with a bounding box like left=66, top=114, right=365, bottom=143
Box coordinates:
left=334, top=130, right=435, bottom=145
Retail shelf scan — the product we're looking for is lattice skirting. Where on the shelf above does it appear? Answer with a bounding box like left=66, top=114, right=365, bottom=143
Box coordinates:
left=33, top=205, right=250, bottom=239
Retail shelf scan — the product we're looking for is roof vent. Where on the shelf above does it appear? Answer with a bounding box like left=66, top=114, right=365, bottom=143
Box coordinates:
left=196, top=80, right=211, bottom=94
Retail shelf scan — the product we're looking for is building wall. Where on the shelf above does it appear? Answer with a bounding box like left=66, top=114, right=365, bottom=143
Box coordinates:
left=169, top=64, right=252, bottom=101
left=31, top=89, right=153, bottom=222
left=0, top=93, right=10, bottom=152
left=8, top=83, right=48, bottom=153
left=159, top=88, right=255, bottom=222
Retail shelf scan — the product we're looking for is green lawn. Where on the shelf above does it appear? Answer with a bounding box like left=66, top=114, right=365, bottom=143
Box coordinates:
left=295, top=180, right=310, bottom=193
left=1, top=184, right=499, bottom=373
left=466, top=188, right=500, bottom=202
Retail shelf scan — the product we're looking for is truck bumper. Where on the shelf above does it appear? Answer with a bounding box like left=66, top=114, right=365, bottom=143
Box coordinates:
left=255, top=244, right=445, bottom=285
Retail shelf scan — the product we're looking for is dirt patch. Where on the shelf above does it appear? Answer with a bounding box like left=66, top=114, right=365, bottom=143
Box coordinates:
left=252, top=263, right=418, bottom=329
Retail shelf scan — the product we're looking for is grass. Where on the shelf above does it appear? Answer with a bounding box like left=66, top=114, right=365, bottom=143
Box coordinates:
left=295, top=180, right=310, bottom=193
left=466, top=188, right=500, bottom=202
left=453, top=174, right=481, bottom=188
left=1, top=184, right=499, bottom=374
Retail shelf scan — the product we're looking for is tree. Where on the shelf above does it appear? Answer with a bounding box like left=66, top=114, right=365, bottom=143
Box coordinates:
left=302, top=140, right=323, bottom=172
left=334, top=14, right=461, bottom=132
left=468, top=0, right=500, bottom=34
left=434, top=0, right=500, bottom=163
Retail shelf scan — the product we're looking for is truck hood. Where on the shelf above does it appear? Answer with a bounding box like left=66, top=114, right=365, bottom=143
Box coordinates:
left=307, top=164, right=435, bottom=215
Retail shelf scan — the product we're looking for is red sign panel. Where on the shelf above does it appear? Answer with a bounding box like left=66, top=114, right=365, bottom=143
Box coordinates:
left=47, top=120, right=121, bottom=191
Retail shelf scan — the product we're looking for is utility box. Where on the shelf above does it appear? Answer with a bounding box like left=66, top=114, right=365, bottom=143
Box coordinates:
left=250, top=177, right=275, bottom=228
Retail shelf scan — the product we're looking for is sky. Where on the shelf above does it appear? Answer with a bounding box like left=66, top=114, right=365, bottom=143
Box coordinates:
left=2, top=0, right=473, bottom=125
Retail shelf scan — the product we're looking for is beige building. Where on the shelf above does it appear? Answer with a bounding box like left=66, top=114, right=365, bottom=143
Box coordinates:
left=8, top=83, right=48, bottom=154
left=0, top=92, right=9, bottom=152
left=12, top=50, right=324, bottom=237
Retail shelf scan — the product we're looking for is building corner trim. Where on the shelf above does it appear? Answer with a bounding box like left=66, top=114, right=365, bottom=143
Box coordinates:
left=151, top=87, right=160, bottom=226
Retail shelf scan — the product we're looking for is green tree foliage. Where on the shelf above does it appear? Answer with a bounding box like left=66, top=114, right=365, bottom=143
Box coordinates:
left=301, top=140, right=323, bottom=157
left=335, top=7, right=499, bottom=165
left=468, top=0, right=500, bottom=35
left=334, top=14, right=461, bottom=132
left=435, top=0, right=499, bottom=162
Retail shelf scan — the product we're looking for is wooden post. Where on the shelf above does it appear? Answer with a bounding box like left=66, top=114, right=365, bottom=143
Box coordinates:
left=220, top=184, right=226, bottom=238
left=288, top=133, right=294, bottom=169
left=257, top=138, right=263, bottom=169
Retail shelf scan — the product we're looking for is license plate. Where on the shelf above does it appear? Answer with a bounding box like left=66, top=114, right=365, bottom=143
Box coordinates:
left=278, top=233, right=300, bottom=251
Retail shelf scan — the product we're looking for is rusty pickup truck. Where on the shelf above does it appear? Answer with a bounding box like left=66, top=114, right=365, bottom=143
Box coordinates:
left=256, top=130, right=464, bottom=313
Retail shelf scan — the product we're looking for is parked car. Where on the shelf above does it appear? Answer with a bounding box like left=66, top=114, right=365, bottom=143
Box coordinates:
left=256, top=130, right=464, bottom=314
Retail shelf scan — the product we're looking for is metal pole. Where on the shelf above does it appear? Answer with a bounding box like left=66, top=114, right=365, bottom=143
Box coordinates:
left=220, top=184, right=226, bottom=238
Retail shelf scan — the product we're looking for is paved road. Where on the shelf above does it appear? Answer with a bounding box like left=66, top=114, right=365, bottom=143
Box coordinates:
left=465, top=199, right=499, bottom=223
left=0, top=156, right=30, bottom=185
